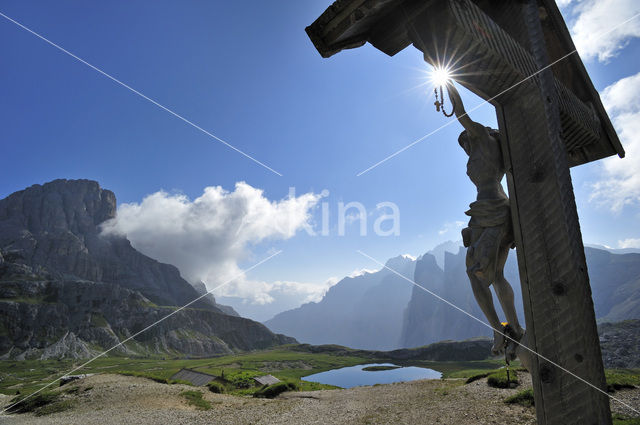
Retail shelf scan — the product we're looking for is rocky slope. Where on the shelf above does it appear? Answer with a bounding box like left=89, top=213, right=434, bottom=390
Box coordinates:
left=598, top=319, right=640, bottom=368
left=0, top=179, right=294, bottom=359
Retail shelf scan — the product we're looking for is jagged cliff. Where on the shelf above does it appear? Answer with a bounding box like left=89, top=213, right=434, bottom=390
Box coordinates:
left=400, top=248, right=521, bottom=347
left=401, top=245, right=640, bottom=348
left=0, top=179, right=294, bottom=359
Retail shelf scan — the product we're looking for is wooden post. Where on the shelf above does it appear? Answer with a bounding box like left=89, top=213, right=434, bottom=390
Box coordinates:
left=494, top=1, right=611, bottom=423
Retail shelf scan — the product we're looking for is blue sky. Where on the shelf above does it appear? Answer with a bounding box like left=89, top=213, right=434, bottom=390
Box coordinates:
left=1, top=1, right=639, bottom=320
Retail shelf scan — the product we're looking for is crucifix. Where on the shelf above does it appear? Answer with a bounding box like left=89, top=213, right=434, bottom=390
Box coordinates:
left=306, top=1, right=625, bottom=424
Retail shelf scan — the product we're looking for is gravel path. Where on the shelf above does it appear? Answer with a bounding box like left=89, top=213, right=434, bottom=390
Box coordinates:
left=0, top=373, right=637, bottom=424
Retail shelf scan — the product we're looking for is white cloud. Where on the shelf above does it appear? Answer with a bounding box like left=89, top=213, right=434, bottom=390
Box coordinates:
left=101, top=182, right=322, bottom=304
left=557, top=0, right=575, bottom=7
left=591, top=72, right=640, bottom=211
left=566, top=0, right=640, bottom=62
left=216, top=277, right=339, bottom=322
left=438, top=220, right=465, bottom=235
left=349, top=268, right=379, bottom=278
left=216, top=278, right=338, bottom=306
left=619, top=238, right=640, bottom=249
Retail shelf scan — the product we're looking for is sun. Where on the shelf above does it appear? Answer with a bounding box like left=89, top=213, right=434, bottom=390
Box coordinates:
left=430, top=66, right=452, bottom=87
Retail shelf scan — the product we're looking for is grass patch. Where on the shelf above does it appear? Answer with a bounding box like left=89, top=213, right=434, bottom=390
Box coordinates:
left=6, top=391, right=60, bottom=414
left=6, top=391, right=74, bottom=416
left=442, top=361, right=510, bottom=379
left=34, top=399, right=75, bottom=416
left=298, top=380, right=340, bottom=391
left=180, top=390, right=211, bottom=410
left=613, top=414, right=640, bottom=424
left=487, top=369, right=519, bottom=388
left=465, top=372, right=492, bottom=384
left=462, top=366, right=526, bottom=385
left=207, top=381, right=225, bottom=394
left=505, top=388, right=534, bottom=407
left=223, top=370, right=260, bottom=389
left=606, top=370, right=640, bottom=392
left=362, top=365, right=400, bottom=372
left=90, top=313, right=108, bottom=328
left=63, top=386, right=80, bottom=395
left=254, top=381, right=299, bottom=398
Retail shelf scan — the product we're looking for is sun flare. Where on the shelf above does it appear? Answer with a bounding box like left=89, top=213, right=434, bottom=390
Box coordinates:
left=430, top=66, right=452, bottom=87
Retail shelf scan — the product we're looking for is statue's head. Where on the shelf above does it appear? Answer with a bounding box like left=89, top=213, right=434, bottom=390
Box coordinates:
left=458, top=131, right=471, bottom=155
left=458, top=127, right=500, bottom=155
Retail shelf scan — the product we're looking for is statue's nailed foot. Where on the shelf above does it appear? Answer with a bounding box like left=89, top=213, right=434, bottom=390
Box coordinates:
left=503, top=325, right=525, bottom=362
left=492, top=325, right=524, bottom=358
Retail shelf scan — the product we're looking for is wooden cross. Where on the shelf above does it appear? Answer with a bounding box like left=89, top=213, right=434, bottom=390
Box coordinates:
left=307, top=1, right=625, bottom=424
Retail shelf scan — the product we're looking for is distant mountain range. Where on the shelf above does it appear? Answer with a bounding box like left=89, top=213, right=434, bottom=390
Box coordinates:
left=266, top=242, right=640, bottom=350
left=266, top=255, right=416, bottom=351
left=585, top=244, right=640, bottom=255
left=0, top=179, right=294, bottom=360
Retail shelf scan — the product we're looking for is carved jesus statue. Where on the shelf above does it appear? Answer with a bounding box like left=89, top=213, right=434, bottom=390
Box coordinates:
left=445, top=82, right=525, bottom=359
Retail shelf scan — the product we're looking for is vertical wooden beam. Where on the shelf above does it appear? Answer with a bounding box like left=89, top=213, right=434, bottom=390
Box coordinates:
left=495, top=1, right=611, bottom=424
left=308, top=1, right=617, bottom=423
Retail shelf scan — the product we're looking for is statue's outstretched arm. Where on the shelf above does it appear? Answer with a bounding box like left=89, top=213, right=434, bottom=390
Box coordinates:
left=446, top=82, right=485, bottom=139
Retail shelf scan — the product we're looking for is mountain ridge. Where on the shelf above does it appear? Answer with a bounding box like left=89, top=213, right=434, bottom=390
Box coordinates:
left=266, top=243, right=640, bottom=350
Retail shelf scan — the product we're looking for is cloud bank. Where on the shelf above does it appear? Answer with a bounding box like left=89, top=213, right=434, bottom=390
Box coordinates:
left=217, top=277, right=339, bottom=322
left=591, top=72, right=640, bottom=211
left=101, top=182, right=323, bottom=305
left=562, top=0, right=640, bottom=62
left=619, top=238, right=640, bottom=249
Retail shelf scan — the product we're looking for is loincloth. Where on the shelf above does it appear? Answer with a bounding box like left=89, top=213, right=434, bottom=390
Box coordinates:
left=462, top=199, right=514, bottom=283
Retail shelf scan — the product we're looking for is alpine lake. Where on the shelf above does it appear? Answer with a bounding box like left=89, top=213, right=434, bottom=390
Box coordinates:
left=302, top=363, right=442, bottom=388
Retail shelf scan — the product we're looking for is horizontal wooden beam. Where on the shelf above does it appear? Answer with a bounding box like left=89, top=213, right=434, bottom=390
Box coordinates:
left=306, top=0, right=624, bottom=167
left=408, top=0, right=601, bottom=166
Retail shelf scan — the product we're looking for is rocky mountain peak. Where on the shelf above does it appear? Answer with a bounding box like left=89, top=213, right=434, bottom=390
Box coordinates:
left=0, top=179, right=208, bottom=308
left=0, top=179, right=116, bottom=236
left=384, top=254, right=416, bottom=271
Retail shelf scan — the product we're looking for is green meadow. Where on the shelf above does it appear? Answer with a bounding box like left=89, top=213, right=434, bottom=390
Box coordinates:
left=1, top=345, right=635, bottom=402
left=0, top=344, right=502, bottom=396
